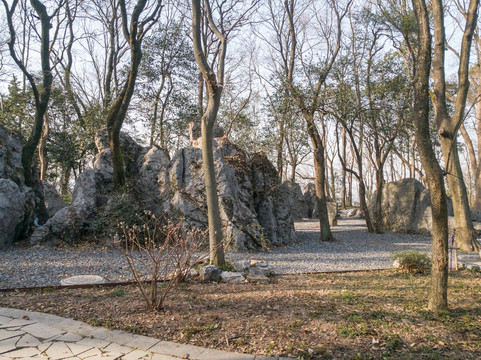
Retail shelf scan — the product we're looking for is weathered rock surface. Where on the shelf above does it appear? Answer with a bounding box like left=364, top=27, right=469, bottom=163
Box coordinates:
left=42, top=181, right=67, bottom=218
left=30, top=169, right=105, bottom=245
left=220, top=271, right=246, bottom=284
left=0, top=126, right=39, bottom=248
left=284, top=181, right=308, bottom=220
left=93, top=129, right=147, bottom=182
left=29, top=130, right=297, bottom=250
left=303, top=183, right=318, bottom=218
left=368, top=178, right=454, bottom=235
left=0, top=179, right=34, bottom=248
left=199, top=265, right=222, bottom=282
left=145, top=138, right=296, bottom=250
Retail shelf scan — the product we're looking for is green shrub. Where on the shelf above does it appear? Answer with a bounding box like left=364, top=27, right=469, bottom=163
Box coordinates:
left=218, top=262, right=235, bottom=272
left=392, top=251, right=431, bottom=274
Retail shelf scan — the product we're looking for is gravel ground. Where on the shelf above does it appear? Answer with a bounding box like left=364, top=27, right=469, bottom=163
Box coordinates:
left=0, top=217, right=439, bottom=290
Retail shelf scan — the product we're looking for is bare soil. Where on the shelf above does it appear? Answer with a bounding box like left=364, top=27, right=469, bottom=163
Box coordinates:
left=1, top=269, right=480, bottom=359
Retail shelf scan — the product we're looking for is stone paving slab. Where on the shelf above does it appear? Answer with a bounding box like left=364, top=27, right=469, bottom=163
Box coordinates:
left=0, top=308, right=291, bottom=360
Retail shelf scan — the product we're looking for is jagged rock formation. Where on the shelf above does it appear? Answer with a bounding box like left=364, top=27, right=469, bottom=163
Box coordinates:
left=284, top=181, right=308, bottom=220
left=303, top=183, right=318, bottom=218
left=0, top=126, right=39, bottom=248
left=30, top=131, right=297, bottom=250
left=42, top=182, right=67, bottom=217
left=368, top=178, right=454, bottom=235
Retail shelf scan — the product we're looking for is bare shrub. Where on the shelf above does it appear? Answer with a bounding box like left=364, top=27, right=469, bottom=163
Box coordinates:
left=118, top=212, right=207, bottom=311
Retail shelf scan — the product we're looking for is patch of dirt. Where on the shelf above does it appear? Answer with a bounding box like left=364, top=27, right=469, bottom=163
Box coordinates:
left=1, top=270, right=481, bottom=359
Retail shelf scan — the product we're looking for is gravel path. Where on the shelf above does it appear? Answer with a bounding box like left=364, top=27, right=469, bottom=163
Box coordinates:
left=0, top=218, right=435, bottom=289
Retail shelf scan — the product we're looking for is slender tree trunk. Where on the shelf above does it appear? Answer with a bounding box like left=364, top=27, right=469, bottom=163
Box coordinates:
left=441, top=137, right=479, bottom=251
left=39, top=113, right=49, bottom=181
left=277, top=122, right=284, bottom=180
left=192, top=0, right=227, bottom=265
left=201, top=104, right=225, bottom=265
left=412, top=0, right=448, bottom=313
left=374, top=168, right=384, bottom=233
left=306, top=116, right=333, bottom=242
left=341, top=128, right=347, bottom=209
left=348, top=172, right=352, bottom=207
left=60, top=166, right=71, bottom=196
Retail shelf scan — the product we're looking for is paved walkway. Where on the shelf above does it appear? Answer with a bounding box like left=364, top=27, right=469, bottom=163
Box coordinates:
left=0, top=308, right=289, bottom=360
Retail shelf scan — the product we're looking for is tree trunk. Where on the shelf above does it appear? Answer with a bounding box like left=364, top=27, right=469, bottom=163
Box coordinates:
left=374, top=168, right=384, bottom=233
left=192, top=0, right=227, bottom=266
left=202, top=111, right=225, bottom=266
left=306, top=116, right=333, bottom=242
left=60, top=166, right=71, bottom=196
left=341, top=128, right=347, bottom=209
left=39, top=113, right=49, bottom=181
left=412, top=0, right=448, bottom=313
left=441, top=137, right=479, bottom=252
left=359, top=178, right=374, bottom=232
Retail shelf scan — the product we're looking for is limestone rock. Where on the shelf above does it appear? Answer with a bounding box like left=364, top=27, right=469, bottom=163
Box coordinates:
left=189, top=120, right=224, bottom=147
left=155, top=140, right=296, bottom=251
left=30, top=170, right=104, bottom=245
left=220, top=271, right=246, bottom=284
left=284, top=181, right=308, bottom=220
left=42, top=182, right=67, bottom=218
left=251, top=154, right=296, bottom=247
left=93, top=129, right=147, bottom=182
left=199, top=265, right=222, bottom=282
left=232, top=260, right=250, bottom=272
left=0, top=179, right=33, bottom=248
left=304, top=183, right=317, bottom=218
left=136, top=146, right=170, bottom=210
left=0, top=126, right=39, bottom=248
left=368, top=178, right=454, bottom=235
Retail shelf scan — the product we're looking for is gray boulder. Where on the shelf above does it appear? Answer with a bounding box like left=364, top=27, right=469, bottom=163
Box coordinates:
left=284, top=181, right=308, bottom=220
left=42, top=182, right=67, bottom=218
left=93, top=129, right=147, bottom=182
left=136, top=146, right=170, bottom=210
left=304, top=183, right=318, bottom=218
left=199, top=265, right=222, bottom=282
left=0, top=179, right=35, bottom=248
left=152, top=139, right=296, bottom=251
left=220, top=271, right=246, bottom=284
left=30, top=170, right=104, bottom=245
left=0, top=126, right=39, bottom=248
left=368, top=178, right=454, bottom=235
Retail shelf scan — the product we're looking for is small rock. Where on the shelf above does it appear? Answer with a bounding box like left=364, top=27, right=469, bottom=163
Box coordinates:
left=232, top=260, right=250, bottom=272
left=221, top=271, right=246, bottom=284
left=199, top=265, right=222, bottom=282
left=248, top=266, right=273, bottom=277
left=249, top=259, right=263, bottom=266
left=253, top=262, right=269, bottom=268
left=246, top=274, right=269, bottom=283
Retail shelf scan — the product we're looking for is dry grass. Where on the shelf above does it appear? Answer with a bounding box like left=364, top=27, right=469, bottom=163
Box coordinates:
left=1, top=269, right=480, bottom=359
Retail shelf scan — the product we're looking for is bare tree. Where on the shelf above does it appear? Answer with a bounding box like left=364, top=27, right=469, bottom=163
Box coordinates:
left=431, top=0, right=479, bottom=253
left=281, top=0, right=352, bottom=241
left=2, top=0, right=64, bottom=222
left=191, top=0, right=257, bottom=265
left=105, top=0, right=162, bottom=188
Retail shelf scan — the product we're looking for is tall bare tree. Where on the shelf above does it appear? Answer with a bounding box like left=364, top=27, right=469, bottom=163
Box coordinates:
left=191, top=0, right=226, bottom=265
left=283, top=0, right=352, bottom=241
left=431, top=0, right=479, bottom=253
left=104, top=0, right=162, bottom=188
left=2, top=0, right=63, bottom=222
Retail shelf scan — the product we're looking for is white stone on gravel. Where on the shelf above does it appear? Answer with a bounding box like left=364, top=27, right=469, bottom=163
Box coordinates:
left=60, top=275, right=105, bottom=286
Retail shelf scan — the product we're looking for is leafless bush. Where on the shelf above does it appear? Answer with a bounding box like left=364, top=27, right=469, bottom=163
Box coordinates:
left=118, top=212, right=207, bottom=311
